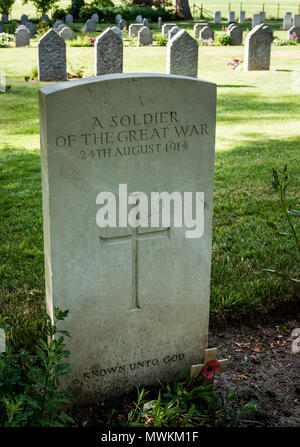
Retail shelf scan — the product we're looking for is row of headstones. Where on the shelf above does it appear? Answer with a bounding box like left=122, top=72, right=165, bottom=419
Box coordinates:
left=213, top=11, right=247, bottom=24
left=37, top=22, right=275, bottom=84
left=283, top=13, right=300, bottom=30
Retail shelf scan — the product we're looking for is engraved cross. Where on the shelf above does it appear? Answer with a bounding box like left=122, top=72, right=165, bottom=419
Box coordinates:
left=99, top=226, right=171, bottom=311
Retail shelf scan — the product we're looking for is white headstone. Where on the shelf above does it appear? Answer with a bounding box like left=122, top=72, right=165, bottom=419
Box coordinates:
left=244, top=24, right=272, bottom=71
left=283, top=12, right=292, bottom=30
left=158, top=17, right=162, bottom=29
left=136, top=15, right=143, bottom=23
left=39, top=72, right=216, bottom=403
left=167, top=29, right=198, bottom=78
left=259, top=11, right=265, bottom=23
left=293, top=15, right=300, bottom=27
left=138, top=26, right=153, bottom=45
left=239, top=11, right=246, bottom=23
left=228, top=11, right=235, bottom=22
left=0, top=69, right=6, bottom=93
left=214, top=11, right=221, bottom=24
left=252, top=14, right=260, bottom=28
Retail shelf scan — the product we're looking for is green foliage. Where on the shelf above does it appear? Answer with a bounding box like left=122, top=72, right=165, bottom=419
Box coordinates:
left=52, top=7, right=66, bottom=20
left=153, top=34, right=167, bottom=46
left=22, top=0, right=59, bottom=14
left=121, top=370, right=257, bottom=427
left=4, top=19, right=17, bottom=34
left=272, top=37, right=298, bottom=46
left=69, top=34, right=94, bottom=46
left=79, top=4, right=174, bottom=22
left=26, top=65, right=38, bottom=80
left=67, top=63, right=86, bottom=78
left=0, top=308, right=74, bottom=427
left=262, top=165, right=300, bottom=288
left=215, top=32, right=232, bottom=46
left=36, top=20, right=51, bottom=37
left=0, top=32, right=13, bottom=47
left=0, top=0, right=15, bottom=15
left=71, top=0, right=85, bottom=18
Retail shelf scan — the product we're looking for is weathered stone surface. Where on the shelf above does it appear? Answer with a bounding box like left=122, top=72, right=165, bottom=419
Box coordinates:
left=168, top=26, right=180, bottom=40
left=262, top=24, right=273, bottom=41
left=138, top=26, right=153, bottom=45
left=199, top=26, right=214, bottom=42
left=214, top=11, right=221, bottom=24
left=53, top=20, right=64, bottom=30
left=118, top=19, right=126, bottom=30
left=239, top=11, right=246, bottom=23
left=15, top=27, right=30, bottom=47
left=1, top=14, right=8, bottom=23
left=244, top=23, right=272, bottom=71
left=228, top=25, right=243, bottom=45
left=228, top=11, right=235, bottom=22
left=91, top=13, right=99, bottom=23
left=167, top=29, right=198, bottom=78
left=227, top=23, right=236, bottom=32
left=162, top=23, right=177, bottom=37
left=288, top=26, right=300, bottom=42
left=41, top=14, right=50, bottom=22
left=59, top=26, right=74, bottom=40
left=194, top=23, right=208, bottom=38
left=38, top=29, right=66, bottom=81
left=115, top=14, right=122, bottom=24
left=128, top=23, right=143, bottom=37
left=136, top=15, right=143, bottom=23
left=0, top=329, right=5, bottom=352
left=65, top=14, right=73, bottom=23
left=84, top=19, right=97, bottom=32
left=111, top=26, right=122, bottom=39
left=39, top=73, right=216, bottom=403
left=95, top=27, right=123, bottom=75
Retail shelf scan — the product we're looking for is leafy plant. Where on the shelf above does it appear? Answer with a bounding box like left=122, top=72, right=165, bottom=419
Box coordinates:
left=0, top=32, right=13, bottom=47
left=272, top=34, right=298, bottom=46
left=36, top=20, right=51, bottom=37
left=67, top=63, right=87, bottom=78
left=215, top=32, right=232, bottom=46
left=153, top=34, right=167, bottom=46
left=70, top=35, right=94, bottom=47
left=0, top=308, right=74, bottom=427
left=262, top=165, right=300, bottom=288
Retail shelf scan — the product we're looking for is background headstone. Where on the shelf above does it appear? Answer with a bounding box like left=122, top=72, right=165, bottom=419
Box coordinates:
left=244, top=23, right=272, bottom=71
left=15, top=27, right=30, bottom=47
left=0, top=69, right=6, bottom=93
left=158, top=17, right=162, bottom=29
left=239, top=11, right=246, bottom=23
left=162, top=23, right=177, bottom=37
left=228, top=11, right=235, bottom=22
left=41, top=14, right=50, bottom=22
left=53, top=20, right=64, bottom=30
left=91, top=13, right=99, bottom=23
left=167, top=29, right=198, bottom=78
left=59, top=26, right=74, bottom=40
left=259, top=11, right=266, bottom=23
left=20, top=14, right=28, bottom=24
left=138, top=26, right=153, bottom=45
left=228, top=25, right=243, bottom=45
left=252, top=14, right=260, bottom=28
left=0, top=21, right=4, bottom=33
left=214, top=11, right=221, bottom=24
left=1, top=14, right=8, bottom=23
left=115, top=14, right=122, bottom=24
left=199, top=26, right=214, bottom=43
left=168, top=25, right=180, bottom=40
left=38, top=29, right=66, bottom=81
left=194, top=23, right=208, bottom=38
left=84, top=19, right=97, bottom=33
left=293, top=15, right=300, bottom=27
left=65, top=14, right=73, bottom=24
left=111, top=26, right=122, bottom=40
left=288, top=26, right=300, bottom=42
left=283, top=12, right=292, bottom=30
left=118, top=19, right=126, bottom=31
left=136, top=15, right=143, bottom=23
left=25, top=21, right=36, bottom=35
left=128, top=23, right=143, bottom=37
left=56, top=24, right=66, bottom=34
left=142, top=18, right=149, bottom=27
left=95, top=27, right=123, bottom=75
left=39, top=72, right=216, bottom=403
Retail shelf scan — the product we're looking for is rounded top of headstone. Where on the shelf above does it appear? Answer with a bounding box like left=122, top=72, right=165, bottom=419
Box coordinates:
left=115, top=14, right=122, bottom=23
left=136, top=15, right=143, bottom=23
left=91, top=13, right=99, bottom=23
left=54, top=20, right=64, bottom=29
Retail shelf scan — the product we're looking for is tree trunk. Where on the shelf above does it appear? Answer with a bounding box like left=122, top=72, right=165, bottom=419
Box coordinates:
left=176, top=0, right=193, bottom=20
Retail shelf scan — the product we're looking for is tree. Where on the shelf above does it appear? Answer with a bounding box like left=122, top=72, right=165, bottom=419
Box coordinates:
left=0, top=0, right=15, bottom=15
left=176, top=0, right=193, bottom=20
left=22, top=0, right=59, bottom=14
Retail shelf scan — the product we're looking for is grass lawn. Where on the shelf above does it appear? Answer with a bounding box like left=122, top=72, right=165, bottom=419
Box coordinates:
left=0, top=28, right=299, bottom=347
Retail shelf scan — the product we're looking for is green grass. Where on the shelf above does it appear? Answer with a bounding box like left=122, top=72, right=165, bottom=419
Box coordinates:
left=8, top=0, right=300, bottom=20
left=0, top=32, right=300, bottom=347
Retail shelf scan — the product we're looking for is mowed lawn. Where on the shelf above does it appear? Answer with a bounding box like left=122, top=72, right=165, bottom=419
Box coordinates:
left=0, top=37, right=299, bottom=346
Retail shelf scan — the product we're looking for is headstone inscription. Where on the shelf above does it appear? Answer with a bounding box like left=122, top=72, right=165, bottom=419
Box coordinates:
left=38, top=29, right=66, bottom=81
left=167, top=29, right=198, bottom=78
left=94, top=27, right=123, bottom=75
left=39, top=72, right=216, bottom=403
left=244, top=24, right=272, bottom=71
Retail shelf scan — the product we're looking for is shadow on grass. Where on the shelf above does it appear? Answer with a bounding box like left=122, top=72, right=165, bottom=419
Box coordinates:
left=218, top=84, right=257, bottom=88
